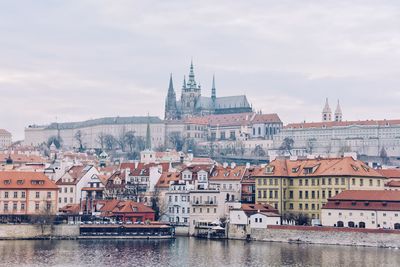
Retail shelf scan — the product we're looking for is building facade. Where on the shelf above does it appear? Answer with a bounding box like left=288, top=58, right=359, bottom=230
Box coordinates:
left=254, top=157, right=386, bottom=221
left=0, top=171, right=59, bottom=216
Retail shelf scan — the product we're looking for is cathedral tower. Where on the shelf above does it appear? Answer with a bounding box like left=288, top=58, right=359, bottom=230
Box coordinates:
left=164, top=74, right=179, bottom=120
left=322, top=98, right=332, bottom=122
left=180, top=60, right=201, bottom=118
left=211, top=75, right=216, bottom=109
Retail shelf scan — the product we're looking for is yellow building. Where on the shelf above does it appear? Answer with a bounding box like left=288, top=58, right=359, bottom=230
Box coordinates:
left=254, top=157, right=386, bottom=220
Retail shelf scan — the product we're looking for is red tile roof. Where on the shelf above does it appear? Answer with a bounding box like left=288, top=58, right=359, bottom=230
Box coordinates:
left=330, top=190, right=400, bottom=202
left=99, top=200, right=154, bottom=214
left=241, top=203, right=279, bottom=216
left=0, top=171, right=58, bottom=190
left=323, top=190, right=400, bottom=211
left=378, top=169, right=400, bottom=179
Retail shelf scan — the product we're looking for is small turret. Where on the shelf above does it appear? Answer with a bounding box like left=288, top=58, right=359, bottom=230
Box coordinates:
left=322, top=98, right=332, bottom=122
left=335, top=100, right=343, bottom=122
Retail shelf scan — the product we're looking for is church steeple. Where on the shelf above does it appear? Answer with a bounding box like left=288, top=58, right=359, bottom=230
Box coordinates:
left=211, top=75, right=216, bottom=103
left=322, top=98, right=332, bottom=122
left=335, top=100, right=343, bottom=122
left=186, top=60, right=199, bottom=91
left=164, top=74, right=179, bottom=120
left=146, top=114, right=152, bottom=149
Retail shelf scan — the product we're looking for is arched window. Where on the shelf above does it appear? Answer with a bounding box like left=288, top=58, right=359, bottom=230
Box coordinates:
left=359, top=222, right=366, bottom=228
left=394, top=223, right=400, bottom=230
left=337, top=221, right=344, bottom=227
left=348, top=221, right=355, bottom=228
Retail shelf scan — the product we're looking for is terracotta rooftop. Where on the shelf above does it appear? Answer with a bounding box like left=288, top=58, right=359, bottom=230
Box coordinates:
left=253, top=157, right=384, bottom=178
left=378, top=169, right=400, bottom=179
left=330, top=190, right=400, bottom=202
left=0, top=171, right=58, bottom=190
left=99, top=200, right=155, bottom=214
left=155, top=172, right=181, bottom=189
left=210, top=165, right=246, bottom=181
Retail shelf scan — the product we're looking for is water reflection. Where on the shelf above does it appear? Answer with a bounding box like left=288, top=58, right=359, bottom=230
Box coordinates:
left=0, top=238, right=398, bottom=267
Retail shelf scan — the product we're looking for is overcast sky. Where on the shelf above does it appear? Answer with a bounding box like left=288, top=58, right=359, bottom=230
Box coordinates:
left=1, top=0, right=399, bottom=140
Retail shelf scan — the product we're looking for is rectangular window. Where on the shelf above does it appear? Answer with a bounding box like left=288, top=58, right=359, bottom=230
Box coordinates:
left=305, top=179, right=308, bottom=186
left=299, top=179, right=303, bottom=186
left=35, top=192, right=40, bottom=198
left=341, top=178, right=345, bottom=185
left=299, top=191, right=303, bottom=199
left=21, top=203, right=25, bottom=211
left=289, top=203, right=293, bottom=210
left=47, top=192, right=52, bottom=198
left=311, top=191, right=315, bottom=199
left=263, top=190, right=267, bottom=199
left=305, top=191, right=309, bottom=199
left=274, top=190, right=278, bottom=199
left=322, top=190, right=326, bottom=199
left=35, top=203, right=40, bottom=211
left=4, top=203, right=8, bottom=211
left=289, top=191, right=294, bottom=199
left=70, top=187, right=73, bottom=193
left=21, top=192, right=25, bottom=198
left=13, top=192, right=17, bottom=198
left=299, top=203, right=303, bottom=210
left=4, top=192, right=8, bottom=198
left=269, top=190, right=273, bottom=199
left=360, top=179, right=364, bottom=186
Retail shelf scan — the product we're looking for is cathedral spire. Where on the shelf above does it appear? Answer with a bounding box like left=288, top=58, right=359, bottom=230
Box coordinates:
left=165, top=74, right=179, bottom=120
left=146, top=114, right=151, bottom=150
left=182, top=75, right=186, bottom=89
left=211, top=74, right=216, bottom=101
left=187, top=60, right=197, bottom=89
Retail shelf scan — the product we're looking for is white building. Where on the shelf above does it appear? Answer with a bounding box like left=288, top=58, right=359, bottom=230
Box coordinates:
left=165, top=181, right=192, bottom=225
left=321, top=190, right=400, bottom=229
left=0, top=129, right=12, bottom=149
left=56, top=165, right=99, bottom=207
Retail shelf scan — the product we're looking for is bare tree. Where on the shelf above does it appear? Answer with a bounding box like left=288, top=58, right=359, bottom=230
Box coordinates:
left=169, top=132, right=186, bottom=151
left=380, top=146, right=389, bottom=165
left=96, top=132, right=106, bottom=149
left=279, top=137, right=294, bottom=156
left=151, top=188, right=168, bottom=221
left=104, top=134, right=117, bottom=150
left=252, top=145, right=266, bottom=157
left=74, top=130, right=85, bottom=152
left=306, top=138, right=316, bottom=154
left=124, top=131, right=136, bottom=153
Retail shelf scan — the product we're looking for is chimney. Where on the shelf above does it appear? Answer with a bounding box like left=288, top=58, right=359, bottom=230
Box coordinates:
left=223, top=162, right=228, bottom=169
left=245, top=162, right=250, bottom=169
left=134, top=161, right=139, bottom=169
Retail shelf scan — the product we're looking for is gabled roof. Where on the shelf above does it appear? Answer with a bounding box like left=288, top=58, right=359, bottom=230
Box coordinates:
left=241, top=203, right=279, bottom=217
left=253, top=157, right=384, bottom=178
left=57, top=165, right=94, bottom=185
left=0, top=171, right=58, bottom=190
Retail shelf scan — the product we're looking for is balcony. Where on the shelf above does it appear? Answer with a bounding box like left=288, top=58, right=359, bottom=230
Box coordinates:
left=191, top=201, right=218, bottom=206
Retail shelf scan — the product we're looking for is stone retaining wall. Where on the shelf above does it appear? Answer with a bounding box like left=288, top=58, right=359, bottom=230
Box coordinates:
left=0, top=224, right=79, bottom=239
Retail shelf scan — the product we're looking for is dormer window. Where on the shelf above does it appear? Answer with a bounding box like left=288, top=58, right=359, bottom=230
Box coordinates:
left=4, top=180, right=11, bottom=185
left=351, top=165, right=359, bottom=171
left=265, top=166, right=275, bottom=174
left=303, top=168, right=313, bottom=174
left=17, top=180, right=24, bottom=185
left=292, top=166, right=300, bottom=173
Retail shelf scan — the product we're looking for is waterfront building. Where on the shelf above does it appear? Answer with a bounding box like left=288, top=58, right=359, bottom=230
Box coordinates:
left=0, top=129, right=12, bottom=149
left=98, top=200, right=155, bottom=222
left=189, top=188, right=226, bottom=235
left=56, top=165, right=99, bottom=207
left=321, top=190, right=400, bottom=229
left=254, top=157, right=386, bottom=220
left=165, top=62, right=252, bottom=120
left=165, top=180, right=191, bottom=225
left=240, top=166, right=259, bottom=204
left=0, top=171, right=58, bottom=216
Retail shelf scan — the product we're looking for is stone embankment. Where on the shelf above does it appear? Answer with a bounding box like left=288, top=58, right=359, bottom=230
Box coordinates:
left=229, top=225, right=400, bottom=248
left=0, top=224, right=79, bottom=240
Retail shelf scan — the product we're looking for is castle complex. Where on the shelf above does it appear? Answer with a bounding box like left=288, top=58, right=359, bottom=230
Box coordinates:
left=165, top=61, right=252, bottom=120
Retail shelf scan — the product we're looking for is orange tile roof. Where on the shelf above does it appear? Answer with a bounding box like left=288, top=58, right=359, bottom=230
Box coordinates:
left=155, top=172, right=181, bottom=189
left=210, top=165, right=246, bottom=181
left=0, top=171, right=58, bottom=190
left=56, top=165, right=94, bottom=185
left=253, top=157, right=384, bottom=178
left=0, top=153, right=46, bottom=164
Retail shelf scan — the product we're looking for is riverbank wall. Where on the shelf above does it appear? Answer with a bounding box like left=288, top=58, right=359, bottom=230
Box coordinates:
left=229, top=225, right=400, bottom=248
left=0, top=224, right=79, bottom=240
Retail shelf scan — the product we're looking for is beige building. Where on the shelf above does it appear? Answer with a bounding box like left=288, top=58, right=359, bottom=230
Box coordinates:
left=0, top=171, right=58, bottom=215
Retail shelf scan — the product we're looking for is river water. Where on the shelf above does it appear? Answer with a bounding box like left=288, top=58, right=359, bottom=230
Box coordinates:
left=0, top=237, right=399, bottom=267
